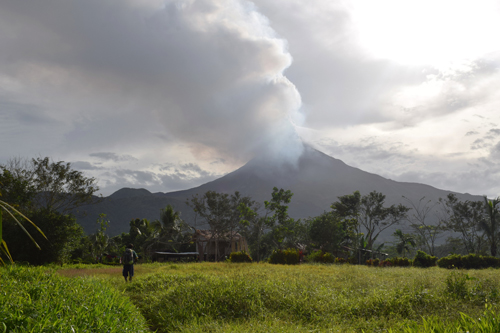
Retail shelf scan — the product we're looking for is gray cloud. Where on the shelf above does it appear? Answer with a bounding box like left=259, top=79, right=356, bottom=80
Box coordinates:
left=115, top=169, right=156, bottom=183
left=71, top=161, right=103, bottom=170
left=178, top=163, right=214, bottom=178
left=317, top=138, right=415, bottom=164
left=488, top=129, right=500, bottom=136
left=395, top=166, right=500, bottom=197
left=96, top=162, right=221, bottom=194
left=90, top=152, right=138, bottom=163
left=490, top=141, right=500, bottom=160
left=471, top=139, right=488, bottom=150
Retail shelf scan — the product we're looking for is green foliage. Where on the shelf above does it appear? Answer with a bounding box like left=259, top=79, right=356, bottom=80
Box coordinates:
left=265, top=187, right=304, bottom=250
left=188, top=191, right=254, bottom=261
left=393, top=229, right=416, bottom=257
left=307, top=212, right=345, bottom=254
left=412, top=250, right=437, bottom=268
left=3, top=209, right=82, bottom=265
left=237, top=200, right=266, bottom=261
left=438, top=253, right=500, bottom=269
left=386, top=257, right=412, bottom=267
left=306, top=250, right=335, bottom=264
left=331, top=191, right=409, bottom=257
left=0, top=200, right=47, bottom=264
left=366, top=258, right=380, bottom=266
left=1, top=157, right=97, bottom=265
left=334, top=257, right=350, bottom=264
left=268, top=248, right=300, bottom=265
left=1, top=157, right=99, bottom=214
left=0, top=265, right=149, bottom=332
left=397, top=305, right=500, bottom=332
left=480, top=196, right=500, bottom=257
left=445, top=271, right=472, bottom=299
left=404, top=196, right=443, bottom=256
left=229, top=251, right=253, bottom=263
left=441, top=194, right=486, bottom=255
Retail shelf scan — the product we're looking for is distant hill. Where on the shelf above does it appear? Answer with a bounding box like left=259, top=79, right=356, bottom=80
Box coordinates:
left=76, top=146, right=482, bottom=237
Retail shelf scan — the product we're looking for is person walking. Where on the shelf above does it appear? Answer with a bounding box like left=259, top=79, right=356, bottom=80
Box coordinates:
left=122, top=243, right=139, bottom=282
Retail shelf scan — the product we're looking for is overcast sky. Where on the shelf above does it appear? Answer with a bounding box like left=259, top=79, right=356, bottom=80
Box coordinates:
left=1, top=0, right=500, bottom=197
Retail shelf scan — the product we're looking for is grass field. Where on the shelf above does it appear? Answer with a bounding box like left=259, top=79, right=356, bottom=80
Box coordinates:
left=3, top=262, right=500, bottom=332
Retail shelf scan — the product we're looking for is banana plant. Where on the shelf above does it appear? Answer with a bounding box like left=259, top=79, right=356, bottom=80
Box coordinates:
left=357, top=232, right=384, bottom=263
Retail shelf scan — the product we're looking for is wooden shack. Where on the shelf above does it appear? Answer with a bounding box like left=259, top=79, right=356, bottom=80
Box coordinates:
left=192, top=230, right=249, bottom=262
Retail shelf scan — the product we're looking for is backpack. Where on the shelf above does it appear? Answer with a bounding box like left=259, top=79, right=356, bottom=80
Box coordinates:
left=123, top=248, right=134, bottom=265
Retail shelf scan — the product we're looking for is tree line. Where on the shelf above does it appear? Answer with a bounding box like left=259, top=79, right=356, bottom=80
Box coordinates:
left=1, top=157, right=500, bottom=265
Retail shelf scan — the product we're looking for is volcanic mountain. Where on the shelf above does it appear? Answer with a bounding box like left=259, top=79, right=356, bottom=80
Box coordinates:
left=77, top=145, right=481, bottom=236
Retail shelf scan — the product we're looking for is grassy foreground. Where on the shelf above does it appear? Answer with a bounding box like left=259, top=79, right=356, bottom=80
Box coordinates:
left=120, top=263, right=500, bottom=332
left=0, top=265, right=150, bottom=332
left=3, top=263, right=500, bottom=332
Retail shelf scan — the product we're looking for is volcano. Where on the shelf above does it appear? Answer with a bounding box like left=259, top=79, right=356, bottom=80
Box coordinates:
left=77, top=145, right=481, bottom=236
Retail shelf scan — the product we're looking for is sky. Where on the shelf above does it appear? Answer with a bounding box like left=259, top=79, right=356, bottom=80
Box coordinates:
left=1, top=0, right=500, bottom=197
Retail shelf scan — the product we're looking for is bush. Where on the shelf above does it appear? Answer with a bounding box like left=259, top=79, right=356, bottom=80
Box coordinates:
left=307, top=250, right=335, bottom=264
left=268, top=248, right=300, bottom=265
left=229, top=251, right=253, bottom=263
left=365, top=258, right=380, bottom=266
left=437, top=254, right=463, bottom=269
left=484, top=255, right=500, bottom=268
left=462, top=254, right=485, bottom=269
left=386, top=257, right=412, bottom=267
left=412, top=250, right=437, bottom=268
left=334, top=257, right=349, bottom=264
left=437, top=254, right=500, bottom=269
left=445, top=271, right=471, bottom=299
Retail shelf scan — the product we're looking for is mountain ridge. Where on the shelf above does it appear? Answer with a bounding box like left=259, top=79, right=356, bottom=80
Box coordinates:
left=76, top=146, right=482, bottom=237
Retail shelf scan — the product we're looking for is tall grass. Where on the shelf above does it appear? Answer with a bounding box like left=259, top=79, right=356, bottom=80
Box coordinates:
left=8, top=263, right=500, bottom=332
left=0, top=265, right=150, bottom=332
left=120, top=263, right=500, bottom=332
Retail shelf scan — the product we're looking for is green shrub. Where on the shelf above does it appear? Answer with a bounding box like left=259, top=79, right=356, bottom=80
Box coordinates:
left=462, top=254, right=486, bottom=269
left=484, top=255, right=500, bottom=268
left=437, top=254, right=463, bottom=269
left=381, top=257, right=412, bottom=267
left=268, top=248, right=300, bottom=265
left=438, top=254, right=500, bottom=269
left=412, top=250, right=437, bottom=268
left=229, top=251, right=253, bottom=263
left=365, top=258, right=380, bottom=266
left=445, top=271, right=472, bottom=299
left=307, top=250, right=335, bottom=264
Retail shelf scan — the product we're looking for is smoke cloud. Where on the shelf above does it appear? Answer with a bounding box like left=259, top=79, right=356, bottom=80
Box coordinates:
left=0, top=0, right=304, bottom=165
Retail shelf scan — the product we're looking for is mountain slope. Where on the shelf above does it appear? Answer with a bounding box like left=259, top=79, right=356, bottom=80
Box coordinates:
left=164, top=145, right=480, bottom=218
left=77, top=146, right=481, bottom=236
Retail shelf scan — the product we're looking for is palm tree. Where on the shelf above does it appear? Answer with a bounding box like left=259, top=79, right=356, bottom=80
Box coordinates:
left=89, top=231, right=109, bottom=262
left=479, top=196, right=500, bottom=257
left=148, top=205, right=193, bottom=254
left=393, top=229, right=416, bottom=258
left=154, top=205, right=182, bottom=236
